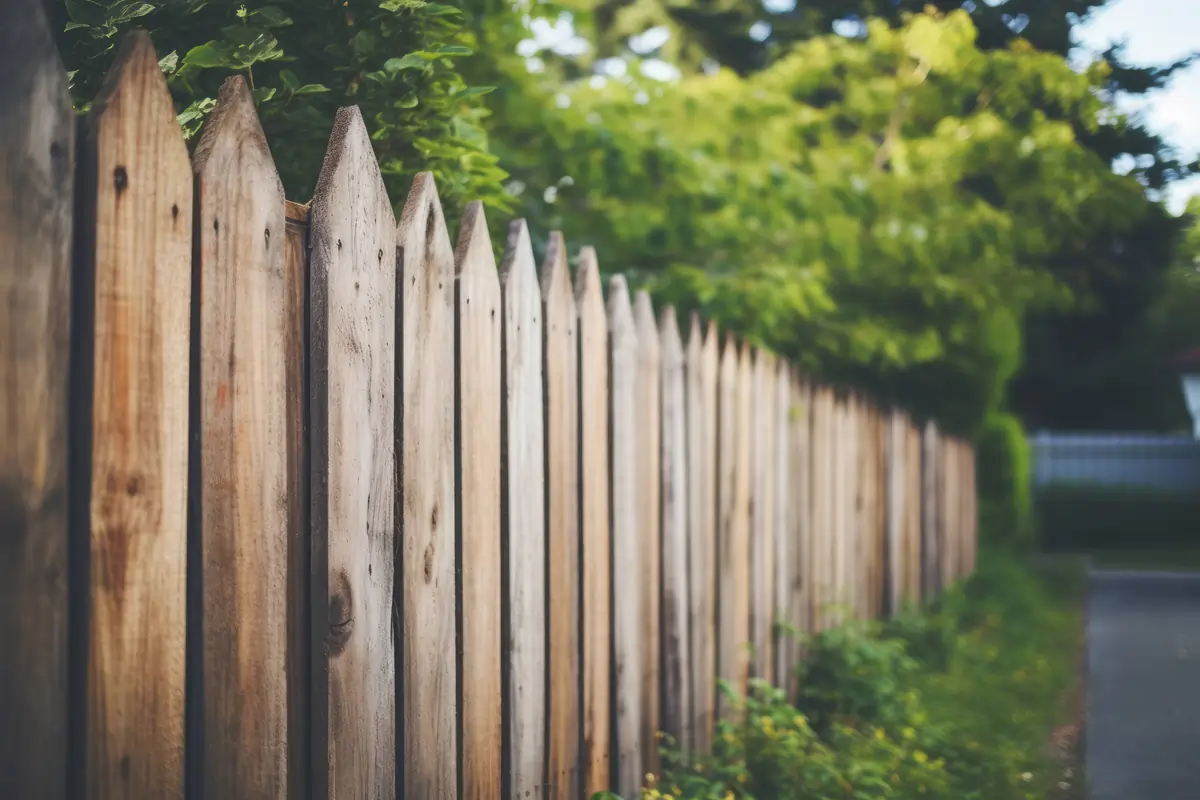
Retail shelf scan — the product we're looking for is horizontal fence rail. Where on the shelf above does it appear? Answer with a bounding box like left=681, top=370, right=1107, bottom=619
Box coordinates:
left=0, top=14, right=978, bottom=800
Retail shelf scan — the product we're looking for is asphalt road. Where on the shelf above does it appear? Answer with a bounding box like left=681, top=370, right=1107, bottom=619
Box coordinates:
left=1087, top=570, right=1200, bottom=800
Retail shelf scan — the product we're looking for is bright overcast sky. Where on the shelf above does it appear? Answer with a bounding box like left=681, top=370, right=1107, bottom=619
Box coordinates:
left=1076, top=0, right=1200, bottom=213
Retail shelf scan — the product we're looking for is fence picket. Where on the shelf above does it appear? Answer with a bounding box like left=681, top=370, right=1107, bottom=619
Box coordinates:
left=634, top=291, right=662, bottom=774
left=0, top=3, right=73, bottom=796
left=193, top=75, right=290, bottom=798
left=686, top=318, right=719, bottom=750
left=577, top=248, right=612, bottom=795
left=454, top=201, right=503, bottom=800
left=397, top=173, right=458, bottom=799
left=772, top=362, right=791, bottom=682
left=659, top=307, right=691, bottom=751
left=750, top=350, right=774, bottom=683
left=786, top=374, right=812, bottom=691
left=283, top=199, right=311, bottom=800
left=73, top=31, right=192, bottom=797
left=500, top=220, right=547, bottom=799
left=608, top=276, right=641, bottom=797
left=309, top=105, right=397, bottom=799
left=542, top=233, right=581, bottom=800
left=921, top=422, right=939, bottom=603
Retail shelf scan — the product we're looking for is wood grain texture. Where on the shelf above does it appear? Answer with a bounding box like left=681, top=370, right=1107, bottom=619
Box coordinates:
left=0, top=3, right=72, bottom=795
left=771, top=362, right=790, bottom=683
left=715, top=336, right=751, bottom=719
left=576, top=248, right=611, bottom=795
left=500, top=220, right=547, bottom=799
left=904, top=420, right=922, bottom=607
left=885, top=411, right=904, bottom=617
left=193, top=76, right=289, bottom=798
left=633, top=291, right=661, bottom=774
left=309, top=105, right=397, bottom=800
left=74, top=32, right=192, bottom=798
left=920, top=422, right=938, bottom=604
left=398, top=172, right=457, bottom=799
left=283, top=199, right=311, bottom=800
left=808, top=387, right=832, bottom=632
left=658, top=307, right=690, bottom=751
left=607, top=276, right=641, bottom=798
left=749, top=351, right=774, bottom=683
left=785, top=374, right=811, bottom=694
left=541, top=232, right=580, bottom=800
left=454, top=201, right=502, bottom=800
left=685, top=318, right=718, bottom=751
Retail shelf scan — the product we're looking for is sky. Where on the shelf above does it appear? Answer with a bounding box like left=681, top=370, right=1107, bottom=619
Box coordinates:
left=1073, top=0, right=1200, bottom=212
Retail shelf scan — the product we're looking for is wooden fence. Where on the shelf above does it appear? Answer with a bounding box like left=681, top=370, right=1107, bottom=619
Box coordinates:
left=0, top=13, right=978, bottom=800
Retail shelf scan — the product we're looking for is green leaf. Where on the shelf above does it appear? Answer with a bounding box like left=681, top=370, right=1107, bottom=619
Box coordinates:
left=384, top=53, right=430, bottom=72
left=379, top=0, right=425, bottom=11
left=115, top=3, right=155, bottom=22
left=452, top=85, right=496, bottom=99
left=158, top=50, right=179, bottom=74
left=181, top=41, right=231, bottom=69
left=64, top=0, right=107, bottom=26
left=294, top=84, right=329, bottom=95
left=394, top=93, right=420, bottom=108
left=280, top=69, right=300, bottom=91
left=428, top=43, right=471, bottom=56
left=252, top=87, right=277, bottom=103
left=63, top=22, right=91, bottom=31
left=422, top=3, right=463, bottom=15
left=248, top=6, right=292, bottom=27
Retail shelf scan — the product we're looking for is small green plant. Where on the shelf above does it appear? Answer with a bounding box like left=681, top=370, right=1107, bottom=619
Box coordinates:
left=613, top=550, right=1083, bottom=800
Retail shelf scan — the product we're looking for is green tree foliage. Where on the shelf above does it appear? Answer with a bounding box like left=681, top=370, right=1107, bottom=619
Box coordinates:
left=489, top=10, right=1152, bottom=430
left=54, top=0, right=512, bottom=216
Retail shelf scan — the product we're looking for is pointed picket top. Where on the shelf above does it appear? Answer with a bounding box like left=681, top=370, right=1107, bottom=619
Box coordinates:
left=703, top=320, right=720, bottom=368
left=576, top=246, right=605, bottom=316
left=399, top=171, right=454, bottom=288
left=541, top=231, right=573, bottom=309
left=454, top=200, right=499, bottom=288
left=634, top=291, right=659, bottom=363
left=312, top=106, right=394, bottom=229
left=659, top=306, right=684, bottom=369
left=607, top=274, right=636, bottom=348
left=685, top=312, right=703, bottom=367
left=720, top=330, right=739, bottom=381
left=499, top=219, right=538, bottom=296
left=193, top=75, right=283, bottom=194
left=89, top=30, right=189, bottom=167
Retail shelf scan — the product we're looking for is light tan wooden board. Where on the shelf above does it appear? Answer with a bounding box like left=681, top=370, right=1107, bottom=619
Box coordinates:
left=193, top=76, right=290, bottom=798
left=398, top=173, right=458, bottom=799
left=0, top=3, right=72, bottom=795
left=921, top=422, right=938, bottom=603
left=542, top=232, right=580, bottom=800
left=607, top=276, right=641, bottom=798
left=578, top=248, right=612, bottom=795
left=749, top=351, right=774, bottom=684
left=771, top=362, right=790, bottom=683
left=309, top=105, right=397, bottom=799
left=76, top=32, right=192, bottom=798
left=500, top=220, right=547, bottom=799
left=685, top=318, right=719, bottom=751
left=658, top=307, right=690, bottom=750
left=634, top=291, right=661, bottom=775
left=455, top=202, right=502, bottom=800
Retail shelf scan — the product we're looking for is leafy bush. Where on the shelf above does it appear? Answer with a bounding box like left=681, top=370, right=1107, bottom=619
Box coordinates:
left=57, top=0, right=511, bottom=219
left=618, top=550, right=1083, bottom=800
left=976, top=411, right=1032, bottom=542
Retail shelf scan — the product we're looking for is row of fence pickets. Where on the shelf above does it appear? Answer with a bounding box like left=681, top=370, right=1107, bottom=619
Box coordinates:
left=0, top=20, right=978, bottom=800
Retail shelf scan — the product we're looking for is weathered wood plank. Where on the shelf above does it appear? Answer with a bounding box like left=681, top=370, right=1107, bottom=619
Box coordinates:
left=283, top=199, right=311, bottom=800
left=608, top=276, right=641, bottom=798
left=455, top=201, right=502, bottom=800
left=716, top=336, right=751, bottom=719
left=500, top=220, right=547, bottom=800
left=685, top=318, right=719, bottom=751
left=921, top=422, right=938, bottom=603
left=809, top=387, right=833, bottom=632
left=193, top=75, right=290, bottom=799
left=309, top=105, right=397, bottom=799
left=73, top=31, right=192, bottom=797
left=634, top=291, right=661, bottom=775
left=905, top=419, right=923, bottom=607
left=542, top=232, right=580, bottom=800
left=0, top=3, right=72, bottom=796
left=785, top=374, right=811, bottom=693
left=577, top=248, right=612, bottom=795
left=398, top=173, right=457, bottom=799
left=658, top=307, right=690, bottom=752
left=750, top=351, right=775, bottom=683
left=771, top=361, right=790, bottom=683
left=886, top=410, right=904, bottom=617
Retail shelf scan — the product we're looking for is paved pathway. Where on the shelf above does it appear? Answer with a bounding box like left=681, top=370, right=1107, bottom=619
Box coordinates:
left=1087, top=570, right=1200, bottom=800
